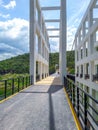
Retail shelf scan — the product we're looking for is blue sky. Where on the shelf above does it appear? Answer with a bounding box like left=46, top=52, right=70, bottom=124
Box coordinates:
left=0, top=0, right=91, bottom=61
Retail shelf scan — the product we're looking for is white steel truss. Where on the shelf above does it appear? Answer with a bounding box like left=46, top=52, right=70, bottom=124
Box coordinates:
left=30, top=0, right=67, bottom=84
left=75, top=0, right=98, bottom=129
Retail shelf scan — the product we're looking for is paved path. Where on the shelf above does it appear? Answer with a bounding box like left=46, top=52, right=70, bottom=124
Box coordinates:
left=35, top=74, right=62, bottom=86
left=0, top=75, right=77, bottom=130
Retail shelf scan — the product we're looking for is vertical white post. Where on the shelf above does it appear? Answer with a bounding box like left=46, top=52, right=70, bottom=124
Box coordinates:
left=43, top=64, right=45, bottom=78
left=38, top=62, right=42, bottom=80
left=60, top=0, right=67, bottom=84
left=30, top=0, right=36, bottom=84
left=38, top=36, right=42, bottom=55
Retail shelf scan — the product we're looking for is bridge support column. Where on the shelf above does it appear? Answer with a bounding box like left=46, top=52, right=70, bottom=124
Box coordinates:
left=47, top=65, right=49, bottom=77
left=30, top=0, right=36, bottom=84
left=42, top=64, right=44, bottom=79
left=43, top=64, right=45, bottom=78
left=44, top=65, right=46, bottom=78
left=38, top=62, right=42, bottom=80
left=60, top=0, right=67, bottom=84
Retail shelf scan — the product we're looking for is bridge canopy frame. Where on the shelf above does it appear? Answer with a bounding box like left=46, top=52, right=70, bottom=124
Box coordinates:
left=30, top=0, right=67, bottom=84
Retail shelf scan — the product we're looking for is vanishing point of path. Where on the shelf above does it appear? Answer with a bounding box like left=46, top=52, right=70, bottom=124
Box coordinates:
left=0, top=74, right=77, bottom=130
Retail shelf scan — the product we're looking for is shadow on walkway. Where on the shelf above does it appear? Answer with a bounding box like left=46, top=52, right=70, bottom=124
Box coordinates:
left=20, top=75, right=63, bottom=130
left=0, top=75, right=77, bottom=130
left=48, top=85, right=63, bottom=130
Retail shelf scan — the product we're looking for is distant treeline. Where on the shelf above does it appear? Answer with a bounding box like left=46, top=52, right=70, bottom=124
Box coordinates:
left=0, top=51, right=75, bottom=75
left=0, top=54, right=29, bottom=74
left=49, top=51, right=75, bottom=74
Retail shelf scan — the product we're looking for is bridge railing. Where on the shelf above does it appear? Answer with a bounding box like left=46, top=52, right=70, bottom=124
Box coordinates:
left=64, top=76, right=98, bottom=130
left=0, top=75, right=33, bottom=101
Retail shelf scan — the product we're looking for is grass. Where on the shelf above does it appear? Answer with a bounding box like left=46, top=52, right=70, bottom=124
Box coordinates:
left=0, top=73, right=29, bottom=80
left=0, top=73, right=30, bottom=100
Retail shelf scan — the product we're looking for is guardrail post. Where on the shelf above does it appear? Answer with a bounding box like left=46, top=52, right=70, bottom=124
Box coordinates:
left=27, top=76, right=29, bottom=86
left=18, top=78, right=20, bottom=92
left=5, top=80, right=7, bottom=98
left=29, top=76, right=30, bottom=85
left=30, top=75, right=33, bottom=85
left=64, top=76, right=65, bottom=86
left=77, top=87, right=79, bottom=117
left=66, top=79, right=68, bottom=91
left=67, top=79, right=69, bottom=90
left=22, top=77, right=24, bottom=89
left=64, top=76, right=66, bottom=87
left=12, top=78, right=14, bottom=94
left=84, top=93, right=88, bottom=130
left=73, top=84, right=75, bottom=108
left=26, top=77, right=27, bottom=87
left=70, top=82, right=72, bottom=101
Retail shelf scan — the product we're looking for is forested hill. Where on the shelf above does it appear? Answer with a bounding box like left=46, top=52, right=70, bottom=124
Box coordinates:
left=0, top=53, right=29, bottom=74
left=0, top=51, right=75, bottom=75
left=49, top=51, right=75, bottom=74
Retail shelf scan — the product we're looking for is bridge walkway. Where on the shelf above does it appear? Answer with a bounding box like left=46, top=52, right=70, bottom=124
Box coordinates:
left=0, top=74, right=77, bottom=130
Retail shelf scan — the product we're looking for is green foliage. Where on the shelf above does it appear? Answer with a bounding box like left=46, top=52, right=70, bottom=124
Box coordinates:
left=0, top=53, right=29, bottom=75
left=0, top=73, right=29, bottom=80
left=49, top=51, right=75, bottom=74
left=49, top=66, right=55, bottom=74
left=49, top=53, right=59, bottom=74
left=0, top=51, right=75, bottom=76
left=67, top=51, right=75, bottom=74
left=0, top=51, right=75, bottom=100
left=0, top=75, right=30, bottom=100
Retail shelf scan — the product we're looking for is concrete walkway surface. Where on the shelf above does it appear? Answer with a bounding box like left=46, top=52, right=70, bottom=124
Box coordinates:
left=0, top=74, right=77, bottom=130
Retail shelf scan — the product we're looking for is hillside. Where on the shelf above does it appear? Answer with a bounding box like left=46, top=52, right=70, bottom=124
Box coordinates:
left=49, top=52, right=59, bottom=74
left=0, top=51, right=75, bottom=75
left=49, top=51, right=75, bottom=74
left=67, top=50, right=75, bottom=74
left=0, top=53, right=29, bottom=74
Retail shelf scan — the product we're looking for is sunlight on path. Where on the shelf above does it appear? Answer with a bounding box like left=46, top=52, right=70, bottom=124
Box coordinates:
left=35, top=74, right=62, bottom=85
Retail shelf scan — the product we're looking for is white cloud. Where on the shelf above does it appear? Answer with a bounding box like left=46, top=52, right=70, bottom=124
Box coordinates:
left=67, top=26, right=77, bottom=50
left=0, top=18, right=29, bottom=60
left=47, top=25, right=77, bottom=52
left=0, top=53, right=16, bottom=61
left=67, top=1, right=90, bottom=50
left=0, top=43, right=23, bottom=54
left=3, top=0, right=16, bottom=9
left=0, top=43, right=24, bottom=61
left=47, top=25, right=59, bottom=52
left=68, top=0, right=90, bottom=26
left=0, top=13, right=10, bottom=19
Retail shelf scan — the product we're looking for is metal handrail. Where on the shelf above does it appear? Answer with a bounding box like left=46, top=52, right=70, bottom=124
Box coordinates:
left=64, top=76, right=98, bottom=130
left=0, top=75, right=33, bottom=101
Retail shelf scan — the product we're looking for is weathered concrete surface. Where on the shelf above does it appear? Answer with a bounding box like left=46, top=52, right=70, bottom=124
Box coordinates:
left=0, top=76, right=77, bottom=130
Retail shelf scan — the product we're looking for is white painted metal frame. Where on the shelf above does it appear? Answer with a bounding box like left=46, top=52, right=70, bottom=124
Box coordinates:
left=30, top=0, right=49, bottom=84
left=75, top=0, right=98, bottom=129
left=30, top=0, right=67, bottom=84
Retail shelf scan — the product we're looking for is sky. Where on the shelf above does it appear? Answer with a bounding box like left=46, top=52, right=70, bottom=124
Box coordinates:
left=0, top=0, right=91, bottom=61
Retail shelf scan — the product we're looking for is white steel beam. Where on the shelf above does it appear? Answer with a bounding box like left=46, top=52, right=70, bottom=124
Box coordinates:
left=95, top=5, right=98, bottom=8
left=93, top=18, right=98, bottom=21
left=41, top=6, right=61, bottom=10
left=47, top=28, right=60, bottom=31
left=45, top=19, right=60, bottom=22
left=30, top=0, right=36, bottom=84
left=49, top=36, right=59, bottom=38
left=60, top=0, right=66, bottom=84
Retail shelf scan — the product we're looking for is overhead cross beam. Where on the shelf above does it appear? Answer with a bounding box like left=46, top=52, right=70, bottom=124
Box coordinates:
left=30, top=0, right=67, bottom=85
left=45, top=19, right=60, bottom=22
left=47, top=28, right=60, bottom=31
left=41, top=6, right=61, bottom=10
left=95, top=5, right=98, bottom=8
left=49, top=36, right=59, bottom=38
